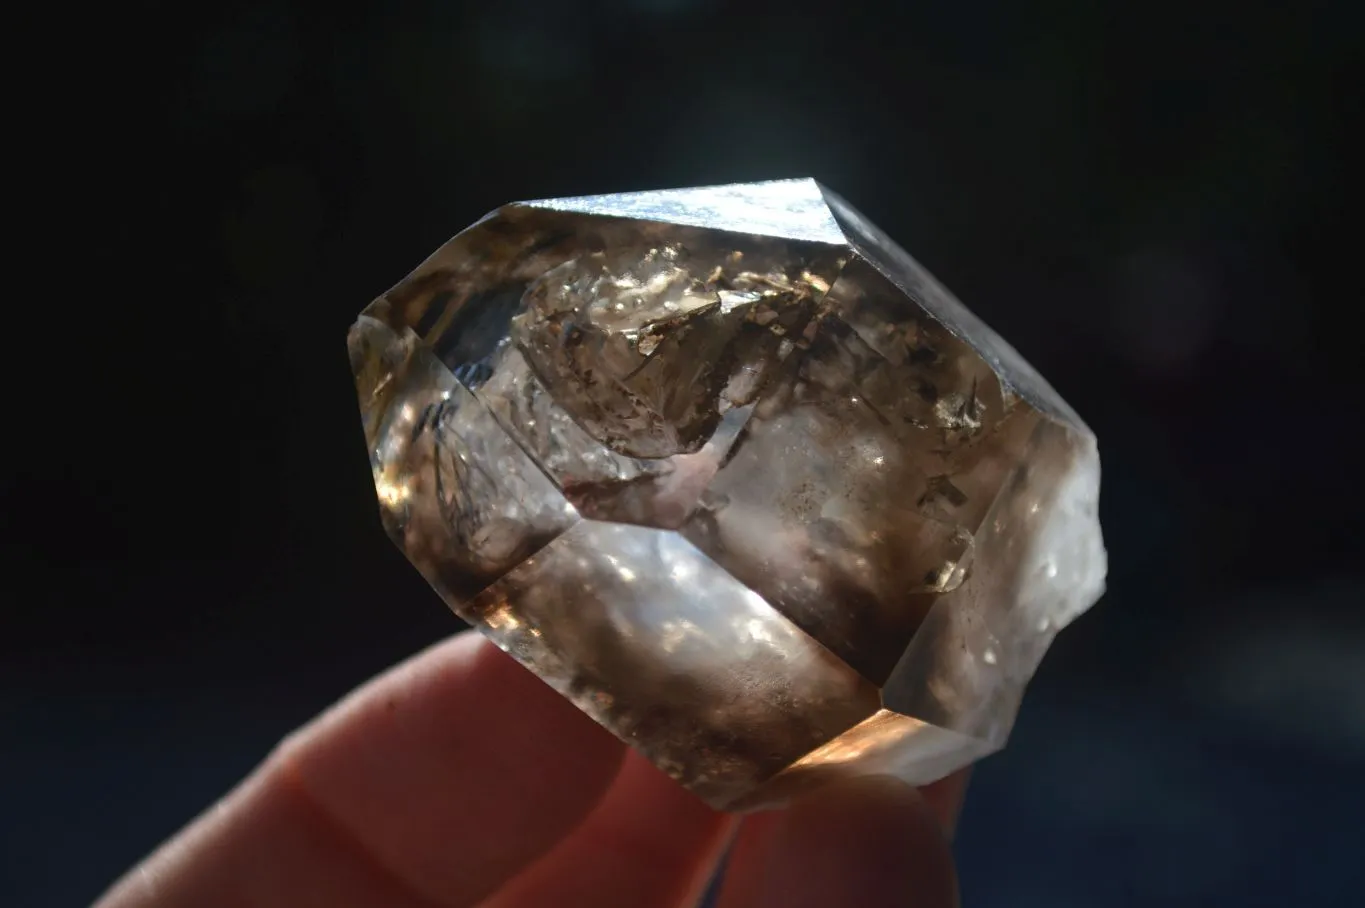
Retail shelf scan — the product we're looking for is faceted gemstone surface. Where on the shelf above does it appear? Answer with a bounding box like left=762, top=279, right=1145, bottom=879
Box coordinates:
left=348, top=179, right=1107, bottom=811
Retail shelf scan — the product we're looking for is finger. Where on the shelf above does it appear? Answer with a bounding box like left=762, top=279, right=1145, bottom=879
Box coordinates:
left=715, top=776, right=959, bottom=908
left=96, top=761, right=446, bottom=908
left=918, top=769, right=971, bottom=840
left=98, top=632, right=627, bottom=908
left=485, top=750, right=736, bottom=908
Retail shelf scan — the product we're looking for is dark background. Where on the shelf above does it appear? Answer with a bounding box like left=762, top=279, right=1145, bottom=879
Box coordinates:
left=3, top=1, right=1362, bottom=905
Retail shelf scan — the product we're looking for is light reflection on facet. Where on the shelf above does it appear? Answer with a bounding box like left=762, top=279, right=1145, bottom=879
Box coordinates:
left=729, top=708, right=991, bottom=811
left=464, top=520, right=880, bottom=808
left=523, top=179, right=848, bottom=246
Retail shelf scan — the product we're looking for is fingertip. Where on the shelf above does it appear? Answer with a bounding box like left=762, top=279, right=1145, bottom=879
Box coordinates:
left=719, top=775, right=959, bottom=908
left=919, top=768, right=972, bottom=840
left=268, top=630, right=629, bottom=905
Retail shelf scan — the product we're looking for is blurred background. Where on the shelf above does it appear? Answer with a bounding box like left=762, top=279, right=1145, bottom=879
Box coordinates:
left=3, top=1, right=1361, bottom=905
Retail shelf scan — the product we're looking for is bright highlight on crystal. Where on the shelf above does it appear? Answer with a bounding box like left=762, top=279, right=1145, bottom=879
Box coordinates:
left=348, top=179, right=1107, bottom=811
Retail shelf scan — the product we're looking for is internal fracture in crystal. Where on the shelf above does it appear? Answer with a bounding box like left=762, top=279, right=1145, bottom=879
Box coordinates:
left=348, top=179, right=1107, bottom=811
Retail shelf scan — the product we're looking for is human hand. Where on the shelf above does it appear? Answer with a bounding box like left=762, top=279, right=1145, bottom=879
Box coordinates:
left=97, top=631, right=964, bottom=907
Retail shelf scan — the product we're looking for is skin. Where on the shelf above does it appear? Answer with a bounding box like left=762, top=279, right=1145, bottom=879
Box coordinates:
left=98, top=631, right=967, bottom=908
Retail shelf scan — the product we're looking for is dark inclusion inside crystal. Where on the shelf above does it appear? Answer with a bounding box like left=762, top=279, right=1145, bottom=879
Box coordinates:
left=511, top=240, right=840, bottom=459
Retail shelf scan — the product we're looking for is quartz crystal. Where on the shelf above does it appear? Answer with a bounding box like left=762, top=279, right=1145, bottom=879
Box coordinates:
left=348, top=179, right=1107, bottom=811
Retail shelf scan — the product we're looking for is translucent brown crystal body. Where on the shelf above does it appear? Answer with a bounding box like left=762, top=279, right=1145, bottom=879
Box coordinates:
left=348, top=180, right=1107, bottom=811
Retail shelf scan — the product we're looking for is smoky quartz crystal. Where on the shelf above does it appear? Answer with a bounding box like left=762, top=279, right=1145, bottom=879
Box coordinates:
left=348, top=179, right=1107, bottom=811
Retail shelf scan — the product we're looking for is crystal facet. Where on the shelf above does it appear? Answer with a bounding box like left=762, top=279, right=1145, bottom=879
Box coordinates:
left=349, top=179, right=1107, bottom=811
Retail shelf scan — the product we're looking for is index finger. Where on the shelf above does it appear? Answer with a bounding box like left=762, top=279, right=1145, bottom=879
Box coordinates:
left=97, top=631, right=627, bottom=908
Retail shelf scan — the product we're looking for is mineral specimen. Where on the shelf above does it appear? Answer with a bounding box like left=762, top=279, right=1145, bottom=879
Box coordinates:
left=348, top=179, right=1107, bottom=811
